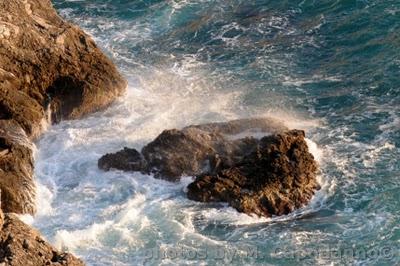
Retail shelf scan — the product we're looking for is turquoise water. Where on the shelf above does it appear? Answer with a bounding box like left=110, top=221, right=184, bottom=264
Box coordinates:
left=30, top=1, right=400, bottom=265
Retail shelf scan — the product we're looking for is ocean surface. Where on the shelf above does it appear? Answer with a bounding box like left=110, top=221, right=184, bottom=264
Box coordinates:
left=26, top=0, right=400, bottom=265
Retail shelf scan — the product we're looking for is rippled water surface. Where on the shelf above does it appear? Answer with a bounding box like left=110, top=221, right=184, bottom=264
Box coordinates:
left=28, top=1, right=400, bottom=265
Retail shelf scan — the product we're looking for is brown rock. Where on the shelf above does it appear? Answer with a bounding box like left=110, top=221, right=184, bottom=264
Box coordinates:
left=0, top=0, right=127, bottom=264
left=187, top=130, right=320, bottom=217
left=98, top=147, right=146, bottom=172
left=0, top=120, right=35, bottom=214
left=0, top=208, right=83, bottom=266
left=0, top=0, right=127, bottom=130
left=99, top=119, right=320, bottom=217
left=0, top=0, right=127, bottom=214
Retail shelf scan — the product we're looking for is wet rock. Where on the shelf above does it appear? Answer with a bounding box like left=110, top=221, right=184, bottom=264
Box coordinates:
left=98, top=147, right=146, bottom=172
left=0, top=208, right=83, bottom=266
left=140, top=127, right=260, bottom=180
left=187, top=130, right=320, bottom=217
left=99, top=117, right=288, bottom=181
left=0, top=120, right=35, bottom=214
left=100, top=118, right=320, bottom=217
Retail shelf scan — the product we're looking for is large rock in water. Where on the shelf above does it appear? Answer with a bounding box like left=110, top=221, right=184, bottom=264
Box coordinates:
left=99, top=118, right=320, bottom=217
left=0, top=0, right=127, bottom=214
left=98, top=118, right=288, bottom=181
left=187, top=130, right=320, bottom=217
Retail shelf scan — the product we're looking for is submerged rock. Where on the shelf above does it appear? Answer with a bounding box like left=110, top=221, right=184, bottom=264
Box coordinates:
left=99, top=118, right=320, bottom=217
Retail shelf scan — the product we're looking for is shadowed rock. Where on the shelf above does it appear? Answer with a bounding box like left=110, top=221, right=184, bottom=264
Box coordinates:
left=187, top=130, right=320, bottom=217
left=98, top=147, right=146, bottom=172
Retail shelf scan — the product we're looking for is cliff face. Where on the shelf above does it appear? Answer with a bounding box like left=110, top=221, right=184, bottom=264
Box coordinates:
left=0, top=120, right=35, bottom=215
left=0, top=0, right=127, bottom=264
left=0, top=0, right=127, bottom=215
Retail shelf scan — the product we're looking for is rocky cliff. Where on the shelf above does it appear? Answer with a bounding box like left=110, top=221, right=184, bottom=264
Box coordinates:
left=0, top=0, right=127, bottom=215
left=0, top=0, right=127, bottom=264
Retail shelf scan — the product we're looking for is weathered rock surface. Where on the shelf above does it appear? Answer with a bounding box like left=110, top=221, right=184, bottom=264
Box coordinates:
left=187, top=130, right=320, bottom=217
left=99, top=119, right=320, bottom=218
left=0, top=208, right=84, bottom=266
left=0, top=0, right=127, bottom=264
left=98, top=118, right=288, bottom=181
left=0, top=0, right=127, bottom=214
left=0, top=120, right=35, bottom=214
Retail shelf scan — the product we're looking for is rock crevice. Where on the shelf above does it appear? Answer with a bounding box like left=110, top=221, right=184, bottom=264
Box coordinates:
left=46, top=76, right=85, bottom=124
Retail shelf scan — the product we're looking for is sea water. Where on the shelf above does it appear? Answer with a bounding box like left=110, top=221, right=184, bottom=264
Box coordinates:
left=27, top=1, right=400, bottom=265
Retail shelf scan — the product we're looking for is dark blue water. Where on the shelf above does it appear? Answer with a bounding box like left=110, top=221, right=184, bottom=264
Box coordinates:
left=31, top=1, right=400, bottom=265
